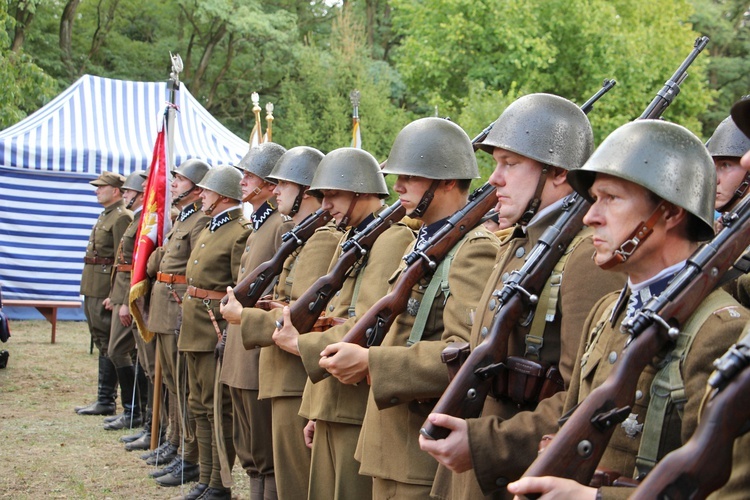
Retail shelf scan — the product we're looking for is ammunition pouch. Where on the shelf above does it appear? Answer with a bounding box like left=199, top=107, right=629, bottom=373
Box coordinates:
left=492, top=356, right=565, bottom=406
left=441, top=341, right=471, bottom=381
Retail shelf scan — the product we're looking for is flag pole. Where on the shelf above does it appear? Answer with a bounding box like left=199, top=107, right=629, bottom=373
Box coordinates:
left=350, top=89, right=361, bottom=149
left=265, top=102, right=274, bottom=143
left=250, top=92, right=263, bottom=146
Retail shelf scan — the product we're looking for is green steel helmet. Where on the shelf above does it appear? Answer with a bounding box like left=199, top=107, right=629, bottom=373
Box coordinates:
left=122, top=170, right=147, bottom=192
left=731, top=96, right=750, bottom=139
left=266, top=146, right=324, bottom=187
left=173, top=159, right=210, bottom=185
left=568, top=119, right=716, bottom=241
left=382, top=117, right=479, bottom=180
left=196, top=165, right=243, bottom=200
left=237, top=142, right=287, bottom=183
left=476, top=93, right=595, bottom=170
left=706, top=115, right=750, bottom=158
left=308, top=147, right=389, bottom=198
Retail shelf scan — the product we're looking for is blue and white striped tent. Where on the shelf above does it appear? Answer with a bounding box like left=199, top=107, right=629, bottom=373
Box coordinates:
left=0, top=75, right=249, bottom=319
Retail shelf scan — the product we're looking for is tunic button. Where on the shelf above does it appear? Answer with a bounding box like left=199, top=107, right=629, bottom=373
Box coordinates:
left=390, top=397, right=399, bottom=404
left=496, top=477, right=509, bottom=487
left=201, top=243, right=205, bottom=248
left=635, top=390, right=643, bottom=400
left=515, top=247, right=525, bottom=258
left=608, top=351, right=618, bottom=364
left=194, top=260, right=198, bottom=264
left=329, top=305, right=334, bottom=312
left=274, top=294, right=279, bottom=299
left=241, top=268, right=245, bottom=273
left=501, top=272, right=509, bottom=282
left=481, top=326, right=488, bottom=339
left=488, top=299, right=496, bottom=311
left=335, top=291, right=341, bottom=297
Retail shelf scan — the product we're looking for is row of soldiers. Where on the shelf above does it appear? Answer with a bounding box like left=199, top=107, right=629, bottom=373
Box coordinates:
left=76, top=91, right=750, bottom=500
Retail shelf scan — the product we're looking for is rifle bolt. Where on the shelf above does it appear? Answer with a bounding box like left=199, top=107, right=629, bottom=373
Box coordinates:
left=467, top=388, right=477, bottom=400
left=577, top=440, right=593, bottom=458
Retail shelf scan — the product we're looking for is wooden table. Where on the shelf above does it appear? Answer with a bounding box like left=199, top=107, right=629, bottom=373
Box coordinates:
left=3, top=300, right=82, bottom=343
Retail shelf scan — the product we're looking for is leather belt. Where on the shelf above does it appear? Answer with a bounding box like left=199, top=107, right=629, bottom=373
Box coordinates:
left=116, top=264, right=133, bottom=272
left=157, top=272, right=187, bottom=285
left=84, top=257, right=114, bottom=265
left=186, top=286, right=225, bottom=301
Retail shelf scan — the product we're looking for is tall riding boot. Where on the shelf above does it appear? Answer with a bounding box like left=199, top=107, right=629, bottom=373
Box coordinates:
left=76, top=355, right=118, bottom=415
left=104, top=365, right=142, bottom=430
left=249, top=474, right=264, bottom=500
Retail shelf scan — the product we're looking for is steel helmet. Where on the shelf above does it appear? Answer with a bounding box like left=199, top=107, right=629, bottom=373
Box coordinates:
left=706, top=115, right=750, bottom=158
left=476, top=93, right=594, bottom=170
left=266, top=146, right=324, bottom=186
left=237, top=142, right=287, bottom=183
left=122, top=170, right=147, bottom=192
left=731, top=96, right=750, bottom=140
left=568, top=119, right=716, bottom=241
left=308, top=148, right=389, bottom=198
left=197, top=165, right=243, bottom=201
left=173, top=159, right=210, bottom=185
left=382, top=117, right=479, bottom=180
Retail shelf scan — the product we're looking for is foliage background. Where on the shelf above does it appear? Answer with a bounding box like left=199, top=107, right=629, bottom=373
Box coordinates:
left=2, top=0, right=749, bottom=180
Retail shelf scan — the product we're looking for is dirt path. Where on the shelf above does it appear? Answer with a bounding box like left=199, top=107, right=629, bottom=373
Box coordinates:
left=0, top=320, right=252, bottom=499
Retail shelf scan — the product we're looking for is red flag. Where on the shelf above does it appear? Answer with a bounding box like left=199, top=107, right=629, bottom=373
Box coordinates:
left=129, top=121, right=173, bottom=341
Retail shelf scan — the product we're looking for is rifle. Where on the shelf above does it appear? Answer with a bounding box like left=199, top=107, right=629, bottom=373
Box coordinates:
left=520, top=36, right=714, bottom=486
left=277, top=200, right=406, bottom=335
left=419, top=80, right=617, bottom=441
left=629, top=330, right=750, bottom=500
left=340, top=182, right=497, bottom=348
left=222, top=208, right=333, bottom=308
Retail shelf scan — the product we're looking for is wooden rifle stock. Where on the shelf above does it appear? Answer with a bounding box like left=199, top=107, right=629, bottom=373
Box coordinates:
left=340, top=182, right=497, bottom=348
left=420, top=194, right=591, bottom=440
left=222, top=208, right=333, bottom=308
left=281, top=201, right=406, bottom=335
left=630, top=332, right=750, bottom=500
left=522, top=186, right=750, bottom=485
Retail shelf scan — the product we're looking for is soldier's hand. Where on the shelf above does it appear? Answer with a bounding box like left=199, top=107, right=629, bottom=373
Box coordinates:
left=507, top=476, right=598, bottom=500
left=319, top=342, right=368, bottom=385
left=303, top=420, right=316, bottom=449
left=103, top=298, right=113, bottom=311
left=272, top=306, right=300, bottom=356
left=118, top=304, right=132, bottom=327
left=418, top=413, right=472, bottom=473
left=219, top=286, right=242, bottom=325
left=214, top=329, right=227, bottom=361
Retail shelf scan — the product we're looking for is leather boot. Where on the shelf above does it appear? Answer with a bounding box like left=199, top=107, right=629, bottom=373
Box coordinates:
left=76, top=355, right=118, bottom=415
left=104, top=365, right=142, bottom=430
left=124, top=411, right=153, bottom=451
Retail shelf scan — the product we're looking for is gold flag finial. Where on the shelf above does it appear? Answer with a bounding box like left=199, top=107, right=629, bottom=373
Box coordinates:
left=265, top=102, right=274, bottom=143
left=249, top=92, right=263, bottom=147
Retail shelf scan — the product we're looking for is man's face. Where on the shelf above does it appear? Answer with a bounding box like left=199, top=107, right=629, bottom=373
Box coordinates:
left=171, top=173, right=194, bottom=199
left=583, top=174, right=661, bottom=271
left=392, top=175, right=433, bottom=219
left=199, top=189, right=221, bottom=214
left=320, top=189, right=356, bottom=225
left=122, top=189, right=139, bottom=206
left=273, top=180, right=301, bottom=216
left=714, top=156, right=747, bottom=209
left=489, top=147, right=547, bottom=226
left=240, top=171, right=266, bottom=204
left=95, top=185, right=121, bottom=207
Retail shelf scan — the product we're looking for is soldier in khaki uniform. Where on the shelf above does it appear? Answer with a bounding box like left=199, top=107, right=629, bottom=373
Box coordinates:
left=76, top=171, right=132, bottom=416
left=708, top=114, right=750, bottom=215
left=103, top=170, right=149, bottom=432
left=314, top=118, right=499, bottom=499
left=508, top=120, right=750, bottom=500
left=222, top=145, right=338, bottom=499
left=145, top=159, right=210, bottom=484
left=272, top=148, right=416, bottom=500
left=178, top=165, right=252, bottom=500
left=217, top=142, right=294, bottom=499
left=421, top=94, right=625, bottom=499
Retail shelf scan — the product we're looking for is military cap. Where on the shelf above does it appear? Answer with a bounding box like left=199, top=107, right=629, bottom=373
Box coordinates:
left=90, top=171, right=126, bottom=187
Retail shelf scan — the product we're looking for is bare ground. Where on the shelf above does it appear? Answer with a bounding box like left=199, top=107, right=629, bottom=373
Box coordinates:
left=0, top=320, right=251, bottom=499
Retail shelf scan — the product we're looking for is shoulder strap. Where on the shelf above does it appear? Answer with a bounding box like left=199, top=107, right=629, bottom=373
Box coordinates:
left=635, top=289, right=737, bottom=477
left=525, top=227, right=593, bottom=359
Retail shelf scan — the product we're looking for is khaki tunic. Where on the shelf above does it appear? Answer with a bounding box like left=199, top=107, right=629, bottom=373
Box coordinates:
left=178, top=207, right=252, bottom=352
left=297, top=222, right=417, bottom=424
left=355, top=226, right=500, bottom=486
left=432, top=208, right=625, bottom=499
left=221, top=210, right=293, bottom=389
left=80, top=199, right=132, bottom=298
left=148, top=202, right=210, bottom=334
left=110, top=209, right=142, bottom=305
left=239, top=222, right=340, bottom=398
left=568, top=289, right=749, bottom=499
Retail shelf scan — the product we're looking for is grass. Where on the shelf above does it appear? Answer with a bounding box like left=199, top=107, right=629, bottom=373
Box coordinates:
left=0, top=320, right=252, bottom=499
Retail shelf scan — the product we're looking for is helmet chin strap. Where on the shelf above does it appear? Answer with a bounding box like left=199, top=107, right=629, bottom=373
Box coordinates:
left=126, top=192, right=142, bottom=210
left=204, top=197, right=221, bottom=215
left=337, top=193, right=361, bottom=230
left=596, top=201, right=668, bottom=270
left=409, top=179, right=442, bottom=219
left=518, top=166, right=549, bottom=226
left=288, top=186, right=307, bottom=217
left=243, top=186, right=263, bottom=204
left=172, top=184, right=196, bottom=206
left=717, top=171, right=750, bottom=212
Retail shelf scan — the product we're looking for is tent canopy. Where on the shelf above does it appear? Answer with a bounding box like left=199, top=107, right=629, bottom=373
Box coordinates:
left=0, top=75, right=249, bottom=318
